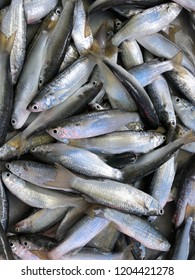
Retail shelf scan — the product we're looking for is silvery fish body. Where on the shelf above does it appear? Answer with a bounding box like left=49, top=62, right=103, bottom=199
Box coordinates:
left=111, top=3, right=182, bottom=46
left=1, top=0, right=26, bottom=84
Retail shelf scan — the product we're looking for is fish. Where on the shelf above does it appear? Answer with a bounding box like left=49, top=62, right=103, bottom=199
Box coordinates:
left=27, top=143, right=124, bottom=181
left=122, top=130, right=195, bottom=182
left=11, top=9, right=60, bottom=129
left=0, top=178, right=8, bottom=231
left=56, top=207, right=85, bottom=241
left=46, top=109, right=145, bottom=140
left=19, top=234, right=57, bottom=251
left=28, top=56, right=95, bottom=112
left=1, top=0, right=26, bottom=84
left=111, top=3, right=182, bottom=46
left=72, top=0, right=93, bottom=55
left=48, top=215, right=110, bottom=259
left=89, top=0, right=168, bottom=14
left=137, top=33, right=195, bottom=75
left=171, top=217, right=193, bottom=260
left=0, top=31, right=15, bottom=146
left=0, top=223, right=14, bottom=260
left=0, top=131, right=54, bottom=161
left=14, top=207, right=68, bottom=234
left=20, top=81, right=103, bottom=143
left=2, top=172, right=88, bottom=210
left=120, top=39, right=144, bottom=70
left=67, top=130, right=166, bottom=155
left=172, top=96, right=195, bottom=131
left=148, top=156, right=176, bottom=222
left=101, top=57, right=160, bottom=128
left=24, top=0, right=58, bottom=24
left=172, top=0, right=195, bottom=12
left=173, top=154, right=195, bottom=228
left=39, top=0, right=76, bottom=86
left=95, top=207, right=170, bottom=251
left=45, top=164, right=164, bottom=216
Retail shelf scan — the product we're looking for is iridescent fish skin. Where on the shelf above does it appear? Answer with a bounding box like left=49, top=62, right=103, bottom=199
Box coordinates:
left=0, top=132, right=54, bottom=161
left=173, top=155, right=195, bottom=228
left=171, top=217, right=193, bottom=260
left=98, top=60, right=137, bottom=111
left=46, top=109, right=141, bottom=140
left=56, top=207, right=85, bottom=241
left=14, top=207, right=68, bottom=234
left=120, top=40, right=144, bottom=70
left=39, top=0, right=76, bottom=86
left=111, top=3, right=182, bottom=46
left=48, top=215, right=110, bottom=259
left=11, top=10, right=59, bottom=129
left=68, top=131, right=166, bottom=155
left=0, top=223, right=14, bottom=260
left=28, top=57, right=95, bottom=112
left=147, top=75, right=176, bottom=132
left=2, top=172, right=88, bottom=210
left=8, top=235, right=41, bottom=260
left=102, top=58, right=159, bottom=129
left=172, top=0, right=195, bottom=12
left=99, top=208, right=170, bottom=251
left=122, top=131, right=195, bottom=182
left=0, top=178, right=8, bottom=231
left=27, top=143, right=124, bottom=181
left=0, top=32, right=15, bottom=146
left=148, top=156, right=176, bottom=222
left=89, top=0, right=168, bottom=14
left=1, top=0, right=26, bottom=84
left=20, top=234, right=57, bottom=251
left=21, top=81, right=103, bottom=140
left=172, top=96, right=195, bottom=131
left=45, top=165, right=164, bottom=216
left=137, top=33, right=195, bottom=75
left=24, top=0, right=58, bottom=24
left=72, top=0, right=93, bottom=55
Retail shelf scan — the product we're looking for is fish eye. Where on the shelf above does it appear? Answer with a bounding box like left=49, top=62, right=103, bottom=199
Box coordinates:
left=32, top=105, right=39, bottom=111
left=11, top=119, right=16, bottom=124
left=31, top=147, right=36, bottom=152
left=23, top=241, right=28, bottom=246
left=9, top=242, right=14, bottom=247
left=171, top=121, right=176, bottom=126
left=159, top=209, right=164, bottom=215
left=6, top=163, right=10, bottom=169
left=162, top=136, right=166, bottom=140
left=92, top=81, right=97, bottom=85
left=175, top=98, right=180, bottom=103
left=53, top=129, right=58, bottom=134
left=56, top=8, right=61, bottom=15
left=15, top=227, right=20, bottom=232
left=39, top=79, right=43, bottom=85
left=6, top=172, right=10, bottom=177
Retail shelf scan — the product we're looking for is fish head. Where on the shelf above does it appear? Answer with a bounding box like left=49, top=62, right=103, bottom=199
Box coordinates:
left=6, top=161, right=28, bottom=178
left=30, top=144, right=54, bottom=156
left=0, top=143, right=17, bottom=160
left=46, top=124, right=83, bottom=140
left=172, top=96, right=189, bottom=112
left=8, top=236, right=20, bottom=251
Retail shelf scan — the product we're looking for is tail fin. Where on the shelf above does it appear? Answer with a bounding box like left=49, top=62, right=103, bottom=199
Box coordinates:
left=47, top=163, right=75, bottom=190
left=181, top=130, right=195, bottom=145
left=171, top=51, right=183, bottom=66
left=0, top=31, right=15, bottom=53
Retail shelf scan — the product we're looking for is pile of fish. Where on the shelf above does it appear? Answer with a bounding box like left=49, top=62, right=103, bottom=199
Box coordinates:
left=0, top=0, right=195, bottom=260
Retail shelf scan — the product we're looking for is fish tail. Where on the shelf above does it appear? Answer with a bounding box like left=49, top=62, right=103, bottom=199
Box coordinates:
left=0, top=31, right=15, bottom=53
left=182, top=130, right=195, bottom=145
left=47, top=163, right=74, bottom=189
left=171, top=51, right=183, bottom=66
